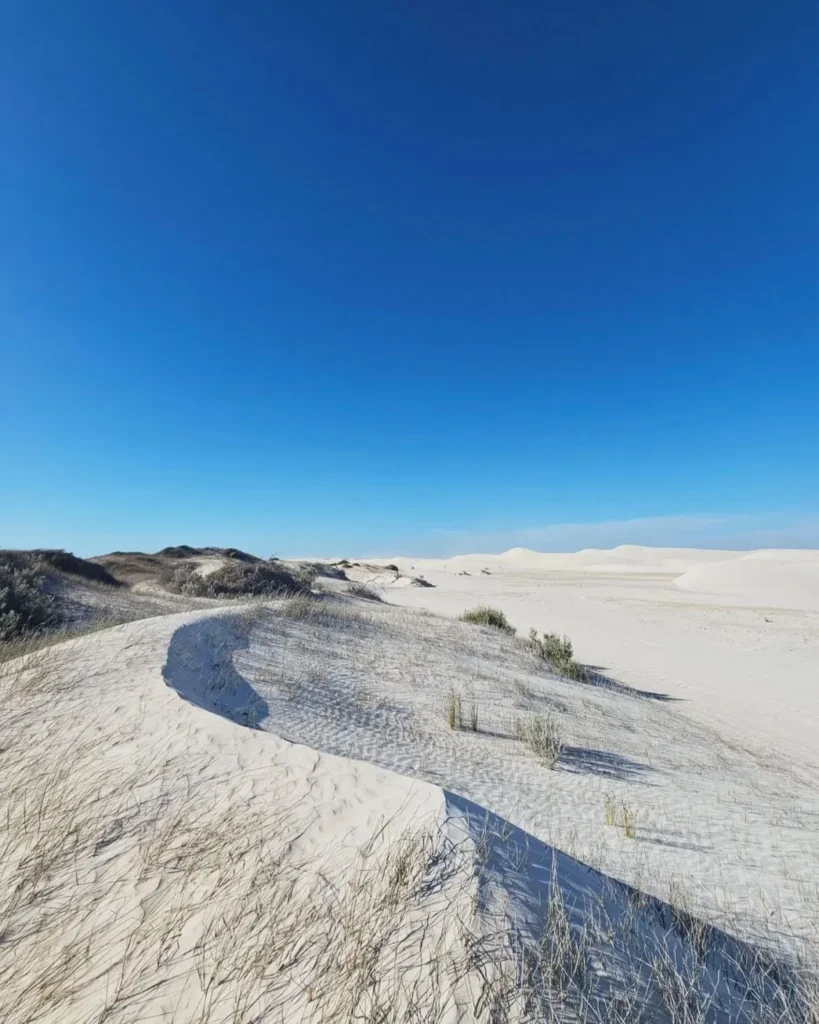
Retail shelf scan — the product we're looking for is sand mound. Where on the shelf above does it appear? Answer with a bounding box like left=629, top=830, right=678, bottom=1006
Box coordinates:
left=674, top=550, right=819, bottom=610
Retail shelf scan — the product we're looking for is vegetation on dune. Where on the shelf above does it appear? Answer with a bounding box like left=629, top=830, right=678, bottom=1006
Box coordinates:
left=157, top=544, right=259, bottom=562
left=0, top=549, right=123, bottom=642
left=27, top=549, right=122, bottom=587
left=514, top=711, right=564, bottom=768
left=460, top=605, right=516, bottom=634
left=0, top=555, right=55, bottom=642
left=527, top=629, right=589, bottom=682
left=160, top=559, right=312, bottom=598
left=457, top=608, right=587, bottom=683
left=347, top=583, right=384, bottom=602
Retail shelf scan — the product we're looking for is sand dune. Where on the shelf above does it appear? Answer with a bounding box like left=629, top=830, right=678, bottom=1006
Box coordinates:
left=2, top=546, right=818, bottom=1022
left=374, top=545, right=819, bottom=764
left=675, top=549, right=819, bottom=611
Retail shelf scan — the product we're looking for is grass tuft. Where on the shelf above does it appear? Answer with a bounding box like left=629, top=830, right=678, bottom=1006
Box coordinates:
left=448, top=689, right=462, bottom=729
left=514, top=712, right=563, bottom=768
left=461, top=606, right=516, bottom=634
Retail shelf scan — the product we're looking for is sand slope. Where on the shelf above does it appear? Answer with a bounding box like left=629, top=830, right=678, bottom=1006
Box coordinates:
left=3, top=596, right=816, bottom=1021
left=374, top=546, right=819, bottom=764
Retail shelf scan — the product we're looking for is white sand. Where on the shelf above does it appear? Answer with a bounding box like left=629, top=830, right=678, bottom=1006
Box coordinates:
left=3, top=544, right=818, bottom=1021
left=370, top=546, right=819, bottom=766
left=192, top=556, right=230, bottom=577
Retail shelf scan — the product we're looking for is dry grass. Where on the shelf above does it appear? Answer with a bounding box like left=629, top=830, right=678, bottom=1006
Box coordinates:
left=2, top=699, right=814, bottom=1024
left=347, top=583, right=384, bottom=602
left=514, top=711, right=564, bottom=768
left=0, top=605, right=193, bottom=664
left=448, top=689, right=462, bottom=729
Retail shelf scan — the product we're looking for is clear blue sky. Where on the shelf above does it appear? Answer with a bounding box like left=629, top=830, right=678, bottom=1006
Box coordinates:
left=2, top=0, right=817, bottom=557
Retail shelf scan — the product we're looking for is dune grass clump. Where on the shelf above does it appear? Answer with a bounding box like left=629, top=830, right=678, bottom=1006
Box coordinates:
left=448, top=690, right=462, bottom=729
left=620, top=802, right=637, bottom=839
left=527, top=629, right=588, bottom=682
left=347, top=583, right=383, bottom=602
left=603, top=794, right=638, bottom=838
left=515, top=712, right=563, bottom=769
left=461, top=605, right=516, bottom=634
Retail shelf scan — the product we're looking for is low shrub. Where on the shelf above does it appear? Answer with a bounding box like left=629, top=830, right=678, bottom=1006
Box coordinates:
left=527, top=629, right=588, bottom=682
left=0, top=554, right=55, bottom=641
left=207, top=560, right=310, bottom=597
left=160, top=560, right=308, bottom=599
left=460, top=606, right=516, bottom=634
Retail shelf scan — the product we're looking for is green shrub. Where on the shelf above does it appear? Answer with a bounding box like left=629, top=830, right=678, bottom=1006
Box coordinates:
left=460, top=606, right=516, bottom=634
left=527, top=628, right=587, bottom=682
left=542, top=632, right=573, bottom=664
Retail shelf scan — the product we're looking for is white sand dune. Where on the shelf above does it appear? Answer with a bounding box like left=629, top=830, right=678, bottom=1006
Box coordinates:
left=674, top=549, right=819, bottom=611
left=234, top=596, right=819, bottom=951
left=2, top=546, right=818, bottom=1022
left=398, top=545, right=745, bottom=577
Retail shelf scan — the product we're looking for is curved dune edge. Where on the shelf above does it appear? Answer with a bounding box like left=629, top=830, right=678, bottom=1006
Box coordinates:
left=0, top=607, right=812, bottom=1023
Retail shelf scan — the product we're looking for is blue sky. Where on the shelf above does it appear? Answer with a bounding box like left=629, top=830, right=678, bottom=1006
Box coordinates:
left=2, top=0, right=817, bottom=557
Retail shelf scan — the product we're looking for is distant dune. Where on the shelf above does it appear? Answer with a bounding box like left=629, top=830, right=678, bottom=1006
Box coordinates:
left=495, top=544, right=743, bottom=574
left=674, top=549, right=819, bottom=611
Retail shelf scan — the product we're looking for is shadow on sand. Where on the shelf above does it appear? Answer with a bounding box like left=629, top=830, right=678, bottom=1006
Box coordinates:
left=162, top=613, right=269, bottom=728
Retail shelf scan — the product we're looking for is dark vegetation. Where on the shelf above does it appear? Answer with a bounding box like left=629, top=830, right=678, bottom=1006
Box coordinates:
left=29, top=550, right=122, bottom=587
left=95, top=547, right=260, bottom=585
left=159, top=559, right=311, bottom=598
left=0, top=549, right=120, bottom=642
left=157, top=545, right=259, bottom=562
left=0, top=554, right=54, bottom=641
